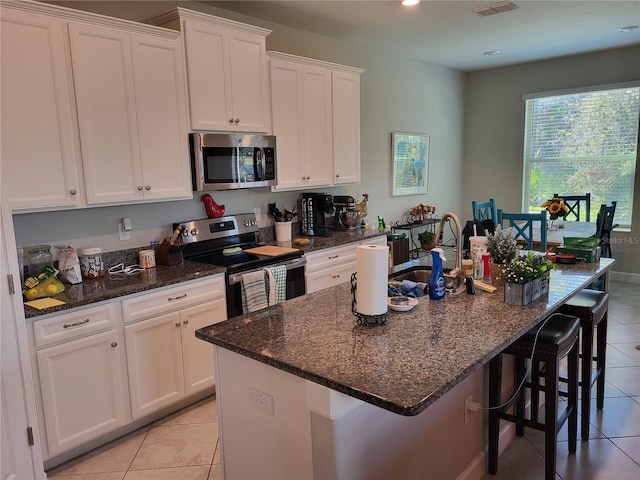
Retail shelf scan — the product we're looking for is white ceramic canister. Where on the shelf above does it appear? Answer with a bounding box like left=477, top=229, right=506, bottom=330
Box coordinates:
left=138, top=249, right=156, bottom=269
left=78, top=247, right=104, bottom=279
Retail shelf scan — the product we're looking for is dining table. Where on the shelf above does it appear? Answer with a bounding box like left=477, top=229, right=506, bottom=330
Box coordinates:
left=518, top=220, right=597, bottom=251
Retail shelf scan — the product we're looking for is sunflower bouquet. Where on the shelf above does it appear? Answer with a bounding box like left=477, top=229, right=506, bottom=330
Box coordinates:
left=540, top=197, right=569, bottom=220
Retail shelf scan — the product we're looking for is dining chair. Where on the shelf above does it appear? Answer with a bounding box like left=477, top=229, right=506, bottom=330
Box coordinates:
left=595, top=201, right=617, bottom=258
left=553, top=193, right=591, bottom=222
left=472, top=198, right=497, bottom=224
left=497, top=209, right=547, bottom=252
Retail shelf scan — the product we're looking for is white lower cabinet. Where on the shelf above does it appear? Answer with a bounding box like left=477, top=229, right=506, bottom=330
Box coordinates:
left=123, top=277, right=226, bottom=420
left=305, top=236, right=387, bottom=293
left=34, top=303, right=128, bottom=457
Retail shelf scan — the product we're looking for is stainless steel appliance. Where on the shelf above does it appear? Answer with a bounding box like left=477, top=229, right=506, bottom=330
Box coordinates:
left=191, top=133, right=277, bottom=191
left=299, top=193, right=334, bottom=236
left=332, top=195, right=360, bottom=230
left=175, top=214, right=305, bottom=318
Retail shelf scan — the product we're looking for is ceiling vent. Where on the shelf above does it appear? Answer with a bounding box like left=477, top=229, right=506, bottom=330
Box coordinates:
left=472, top=1, right=519, bottom=17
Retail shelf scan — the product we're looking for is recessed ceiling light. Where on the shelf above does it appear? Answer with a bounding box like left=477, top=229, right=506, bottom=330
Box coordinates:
left=402, top=0, right=420, bottom=6
left=618, top=25, right=639, bottom=33
left=483, top=50, right=501, bottom=56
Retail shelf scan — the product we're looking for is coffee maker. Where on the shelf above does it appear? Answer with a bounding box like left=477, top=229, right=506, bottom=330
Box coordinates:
left=300, top=193, right=334, bottom=236
left=333, top=195, right=360, bottom=231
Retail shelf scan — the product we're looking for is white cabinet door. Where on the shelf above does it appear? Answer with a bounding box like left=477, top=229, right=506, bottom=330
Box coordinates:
left=332, top=70, right=361, bottom=185
left=183, top=18, right=270, bottom=133
left=180, top=298, right=226, bottom=396
left=36, top=330, right=128, bottom=456
left=130, top=34, right=192, bottom=201
left=306, top=261, right=357, bottom=294
left=124, top=312, right=185, bottom=420
left=1, top=9, right=82, bottom=211
left=68, top=22, right=142, bottom=205
left=270, top=56, right=332, bottom=191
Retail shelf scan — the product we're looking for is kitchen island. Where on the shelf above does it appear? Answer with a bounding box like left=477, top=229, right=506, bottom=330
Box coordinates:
left=197, top=258, right=614, bottom=479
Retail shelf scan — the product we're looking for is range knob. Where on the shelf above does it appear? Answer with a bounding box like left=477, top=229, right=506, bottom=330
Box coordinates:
left=190, top=228, right=199, bottom=236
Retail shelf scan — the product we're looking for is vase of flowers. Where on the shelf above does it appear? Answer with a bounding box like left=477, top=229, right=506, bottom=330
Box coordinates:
left=410, top=204, right=436, bottom=223
left=484, top=225, right=517, bottom=285
left=503, top=252, right=555, bottom=305
left=541, top=197, right=569, bottom=230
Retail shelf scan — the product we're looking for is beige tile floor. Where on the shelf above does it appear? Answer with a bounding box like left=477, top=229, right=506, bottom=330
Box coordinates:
left=47, top=280, right=639, bottom=480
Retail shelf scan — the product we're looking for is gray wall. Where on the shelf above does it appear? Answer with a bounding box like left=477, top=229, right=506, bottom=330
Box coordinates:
left=463, top=46, right=640, bottom=276
left=12, top=3, right=465, bottom=253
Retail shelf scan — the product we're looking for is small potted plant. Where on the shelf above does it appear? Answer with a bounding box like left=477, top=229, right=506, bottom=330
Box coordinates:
left=503, top=252, right=556, bottom=305
left=484, top=225, right=517, bottom=285
left=418, top=230, right=436, bottom=250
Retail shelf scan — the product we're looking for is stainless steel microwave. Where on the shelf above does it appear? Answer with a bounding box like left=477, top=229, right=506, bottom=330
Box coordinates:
left=190, top=133, right=277, bottom=191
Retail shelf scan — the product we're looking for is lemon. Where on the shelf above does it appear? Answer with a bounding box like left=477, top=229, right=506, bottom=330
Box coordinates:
left=45, top=284, right=59, bottom=295
left=24, top=288, right=39, bottom=301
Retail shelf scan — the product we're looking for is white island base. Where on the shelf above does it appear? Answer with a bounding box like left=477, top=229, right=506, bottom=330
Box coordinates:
left=214, top=347, right=496, bottom=480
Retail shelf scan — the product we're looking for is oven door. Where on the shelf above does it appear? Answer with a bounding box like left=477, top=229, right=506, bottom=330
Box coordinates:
left=225, top=257, right=306, bottom=318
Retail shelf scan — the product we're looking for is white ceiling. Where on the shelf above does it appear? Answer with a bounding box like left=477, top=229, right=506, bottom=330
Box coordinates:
left=48, top=0, right=640, bottom=71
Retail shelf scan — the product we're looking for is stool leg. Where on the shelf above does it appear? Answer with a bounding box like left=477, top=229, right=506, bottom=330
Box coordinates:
left=515, top=355, right=526, bottom=437
left=531, top=359, right=541, bottom=424
left=596, top=313, right=608, bottom=410
left=581, top=322, right=593, bottom=441
left=568, top=340, right=578, bottom=454
left=544, top=356, right=558, bottom=480
left=488, top=355, right=502, bottom=475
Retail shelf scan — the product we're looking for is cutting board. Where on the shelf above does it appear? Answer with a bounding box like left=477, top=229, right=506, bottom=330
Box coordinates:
left=244, top=245, right=300, bottom=256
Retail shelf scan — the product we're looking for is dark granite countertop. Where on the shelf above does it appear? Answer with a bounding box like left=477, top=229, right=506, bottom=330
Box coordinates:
left=196, top=258, right=615, bottom=416
left=23, top=229, right=387, bottom=319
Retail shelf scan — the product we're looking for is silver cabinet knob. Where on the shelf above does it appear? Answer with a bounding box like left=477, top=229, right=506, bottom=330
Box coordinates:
left=111, top=342, right=118, bottom=348
left=183, top=320, right=189, bottom=325
left=335, top=174, right=340, bottom=178
left=69, top=189, right=77, bottom=196
left=145, top=185, right=151, bottom=191
left=175, top=322, right=181, bottom=327
left=137, top=185, right=144, bottom=191
left=234, top=118, right=240, bottom=124
left=228, top=118, right=235, bottom=124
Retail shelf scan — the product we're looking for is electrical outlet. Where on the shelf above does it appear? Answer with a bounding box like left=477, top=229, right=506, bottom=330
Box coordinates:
left=464, top=395, right=473, bottom=424
left=250, top=388, right=274, bottom=416
left=118, top=223, right=131, bottom=241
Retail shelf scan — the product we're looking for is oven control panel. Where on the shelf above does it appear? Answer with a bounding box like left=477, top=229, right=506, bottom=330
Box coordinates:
left=174, top=213, right=258, bottom=244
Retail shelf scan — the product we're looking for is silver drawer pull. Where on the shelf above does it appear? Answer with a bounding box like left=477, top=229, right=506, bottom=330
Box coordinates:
left=332, top=274, right=341, bottom=279
left=63, top=318, right=90, bottom=328
left=168, top=294, right=187, bottom=301
left=328, top=254, right=339, bottom=260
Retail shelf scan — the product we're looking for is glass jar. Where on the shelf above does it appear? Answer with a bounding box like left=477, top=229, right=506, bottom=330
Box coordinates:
left=26, top=245, right=53, bottom=277
left=78, top=247, right=104, bottom=279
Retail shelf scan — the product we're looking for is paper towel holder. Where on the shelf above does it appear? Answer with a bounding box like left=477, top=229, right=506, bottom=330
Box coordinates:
left=350, top=273, right=387, bottom=326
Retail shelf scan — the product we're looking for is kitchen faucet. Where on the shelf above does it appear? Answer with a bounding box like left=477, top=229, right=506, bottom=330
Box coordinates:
left=433, top=212, right=463, bottom=277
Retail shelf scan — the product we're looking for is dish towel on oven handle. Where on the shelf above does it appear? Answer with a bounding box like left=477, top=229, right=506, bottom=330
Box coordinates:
left=241, top=270, right=268, bottom=314
left=264, top=265, right=287, bottom=305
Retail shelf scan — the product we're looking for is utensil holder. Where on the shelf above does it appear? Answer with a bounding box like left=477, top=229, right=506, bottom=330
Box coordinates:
left=156, top=237, right=185, bottom=266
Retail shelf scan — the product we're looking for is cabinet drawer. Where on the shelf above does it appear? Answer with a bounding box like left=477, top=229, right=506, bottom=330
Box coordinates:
left=33, top=302, right=119, bottom=349
left=305, top=244, right=357, bottom=272
left=122, top=275, right=224, bottom=324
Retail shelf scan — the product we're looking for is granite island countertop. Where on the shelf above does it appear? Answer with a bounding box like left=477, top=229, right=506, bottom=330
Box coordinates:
left=23, top=228, right=388, bottom=319
left=196, top=258, right=615, bottom=416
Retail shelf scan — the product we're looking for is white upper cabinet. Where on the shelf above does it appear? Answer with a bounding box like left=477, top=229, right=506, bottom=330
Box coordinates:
left=332, top=70, right=362, bottom=185
left=1, top=6, right=82, bottom=211
left=69, top=22, right=191, bottom=205
left=270, top=55, right=333, bottom=190
left=268, top=52, right=363, bottom=192
left=157, top=8, right=271, bottom=133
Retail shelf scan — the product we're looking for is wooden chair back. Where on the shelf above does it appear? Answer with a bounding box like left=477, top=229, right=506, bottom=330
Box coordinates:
left=472, top=198, right=497, bottom=224
left=553, top=193, right=591, bottom=222
left=498, top=209, right=548, bottom=252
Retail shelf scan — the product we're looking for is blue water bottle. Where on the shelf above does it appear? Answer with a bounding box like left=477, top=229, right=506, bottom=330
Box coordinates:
left=429, top=248, right=447, bottom=300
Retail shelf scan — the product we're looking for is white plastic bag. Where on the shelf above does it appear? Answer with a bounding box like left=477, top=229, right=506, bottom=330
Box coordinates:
left=57, top=246, right=83, bottom=284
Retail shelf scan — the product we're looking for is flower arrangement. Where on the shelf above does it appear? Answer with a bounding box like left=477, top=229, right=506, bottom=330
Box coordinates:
left=484, top=225, right=517, bottom=264
left=541, top=197, right=569, bottom=220
left=410, top=203, right=436, bottom=218
left=502, top=252, right=556, bottom=285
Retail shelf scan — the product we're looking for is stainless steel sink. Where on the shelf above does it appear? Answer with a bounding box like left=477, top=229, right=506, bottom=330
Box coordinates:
left=391, top=267, right=465, bottom=295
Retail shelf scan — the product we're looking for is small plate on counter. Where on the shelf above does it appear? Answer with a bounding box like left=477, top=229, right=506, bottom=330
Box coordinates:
left=388, top=296, right=418, bottom=312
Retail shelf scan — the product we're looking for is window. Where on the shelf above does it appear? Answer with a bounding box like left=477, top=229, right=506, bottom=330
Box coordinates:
left=522, top=83, right=639, bottom=227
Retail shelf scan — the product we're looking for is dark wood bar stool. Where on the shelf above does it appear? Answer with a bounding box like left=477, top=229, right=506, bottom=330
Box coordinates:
left=488, top=313, right=580, bottom=480
left=557, top=289, right=609, bottom=440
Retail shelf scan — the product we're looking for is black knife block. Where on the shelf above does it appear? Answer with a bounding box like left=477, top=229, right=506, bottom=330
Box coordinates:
left=156, top=237, right=185, bottom=266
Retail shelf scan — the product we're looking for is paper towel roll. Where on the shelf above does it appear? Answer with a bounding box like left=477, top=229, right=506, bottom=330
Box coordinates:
left=356, top=244, right=390, bottom=316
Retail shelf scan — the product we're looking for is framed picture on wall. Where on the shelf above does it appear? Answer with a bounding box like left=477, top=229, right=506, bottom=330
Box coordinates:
left=391, top=132, right=430, bottom=196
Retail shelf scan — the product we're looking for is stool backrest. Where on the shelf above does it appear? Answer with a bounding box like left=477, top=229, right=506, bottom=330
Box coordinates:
left=472, top=198, right=497, bottom=224
left=497, top=209, right=547, bottom=252
left=553, top=193, right=591, bottom=222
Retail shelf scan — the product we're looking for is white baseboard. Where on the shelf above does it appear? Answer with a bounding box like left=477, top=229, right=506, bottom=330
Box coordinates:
left=611, top=270, right=640, bottom=285
left=456, top=423, right=516, bottom=480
